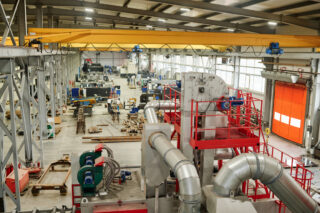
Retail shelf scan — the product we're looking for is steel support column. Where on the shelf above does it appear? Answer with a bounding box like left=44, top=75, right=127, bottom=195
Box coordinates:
left=306, top=59, right=320, bottom=151
left=17, top=0, right=27, bottom=46
left=37, top=65, right=48, bottom=139
left=28, top=57, right=44, bottom=167
left=0, top=58, right=22, bottom=211
left=19, top=66, right=33, bottom=166
left=56, top=56, right=63, bottom=115
left=199, top=149, right=215, bottom=187
left=263, top=57, right=275, bottom=128
left=49, top=57, right=56, bottom=136
left=233, top=56, right=240, bottom=90
left=36, top=5, right=43, bottom=28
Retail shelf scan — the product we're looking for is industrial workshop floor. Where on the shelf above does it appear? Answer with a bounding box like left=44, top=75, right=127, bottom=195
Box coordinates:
left=5, top=75, right=320, bottom=211
left=6, top=76, right=143, bottom=211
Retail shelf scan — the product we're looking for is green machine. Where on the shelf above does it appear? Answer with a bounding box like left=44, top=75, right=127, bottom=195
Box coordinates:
left=77, top=157, right=104, bottom=197
left=77, top=144, right=119, bottom=197
left=77, top=144, right=104, bottom=197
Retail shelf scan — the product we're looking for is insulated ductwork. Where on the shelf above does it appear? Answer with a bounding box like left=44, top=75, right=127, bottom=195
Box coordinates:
left=213, top=153, right=319, bottom=213
left=144, top=100, right=179, bottom=124
left=144, top=101, right=200, bottom=213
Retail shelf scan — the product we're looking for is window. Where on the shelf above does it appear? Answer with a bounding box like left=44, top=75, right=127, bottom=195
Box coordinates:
left=186, top=55, right=193, bottom=65
left=216, top=57, right=234, bottom=85
left=239, top=58, right=265, bottom=93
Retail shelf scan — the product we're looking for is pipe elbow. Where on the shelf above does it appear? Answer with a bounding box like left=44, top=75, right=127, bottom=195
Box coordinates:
left=213, top=153, right=319, bottom=213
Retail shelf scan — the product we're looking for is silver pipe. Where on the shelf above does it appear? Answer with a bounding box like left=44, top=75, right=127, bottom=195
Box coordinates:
left=145, top=101, right=200, bottom=213
left=144, top=100, right=179, bottom=124
left=155, top=186, right=159, bottom=213
left=149, top=133, right=201, bottom=213
left=213, top=153, right=319, bottom=213
left=214, top=149, right=234, bottom=160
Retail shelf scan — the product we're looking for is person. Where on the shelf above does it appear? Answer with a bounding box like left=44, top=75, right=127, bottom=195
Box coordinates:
left=127, top=76, right=130, bottom=85
left=131, top=75, right=136, bottom=86
left=116, top=98, right=121, bottom=105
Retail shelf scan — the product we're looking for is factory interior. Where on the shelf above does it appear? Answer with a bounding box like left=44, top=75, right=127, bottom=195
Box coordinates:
left=1, top=0, right=320, bottom=213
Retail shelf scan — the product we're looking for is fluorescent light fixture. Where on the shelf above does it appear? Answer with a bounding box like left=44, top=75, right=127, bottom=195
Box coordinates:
left=291, top=75, right=299, bottom=83
left=5, top=15, right=10, bottom=19
left=268, top=21, right=277, bottom=26
left=158, top=18, right=166, bottom=22
left=180, top=8, right=190, bottom=12
left=146, top=25, right=153, bottom=28
left=85, top=17, right=92, bottom=20
left=85, top=8, right=94, bottom=12
left=226, top=28, right=235, bottom=32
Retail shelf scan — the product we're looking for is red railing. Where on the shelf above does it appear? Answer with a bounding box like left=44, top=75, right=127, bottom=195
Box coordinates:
left=162, top=86, right=313, bottom=212
left=259, top=143, right=313, bottom=194
left=190, top=89, right=263, bottom=149
left=163, top=86, right=181, bottom=129
left=244, top=143, right=313, bottom=211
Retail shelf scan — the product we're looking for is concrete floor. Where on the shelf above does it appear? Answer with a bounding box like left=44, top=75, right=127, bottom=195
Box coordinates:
left=6, top=76, right=143, bottom=211
left=4, top=75, right=320, bottom=211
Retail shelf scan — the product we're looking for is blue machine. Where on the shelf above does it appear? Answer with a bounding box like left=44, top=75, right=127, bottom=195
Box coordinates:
left=120, top=170, right=132, bottom=183
left=142, top=87, right=147, bottom=93
left=266, top=42, right=284, bottom=55
left=71, top=88, right=80, bottom=98
left=132, top=45, right=143, bottom=52
left=176, top=80, right=182, bottom=88
left=219, top=96, right=244, bottom=110
left=130, top=107, right=139, bottom=114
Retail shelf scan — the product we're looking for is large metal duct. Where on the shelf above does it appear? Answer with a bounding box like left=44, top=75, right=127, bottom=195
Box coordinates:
left=213, top=153, right=319, bottom=213
left=144, top=100, right=179, bottom=124
left=144, top=101, right=201, bottom=213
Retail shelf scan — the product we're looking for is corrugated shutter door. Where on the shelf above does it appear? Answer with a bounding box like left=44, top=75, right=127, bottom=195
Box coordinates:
left=272, top=81, right=307, bottom=144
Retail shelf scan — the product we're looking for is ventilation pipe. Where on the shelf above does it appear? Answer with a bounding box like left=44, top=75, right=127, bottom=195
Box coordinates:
left=144, top=100, right=201, bottom=213
left=213, top=153, right=319, bottom=213
left=144, top=100, right=179, bottom=123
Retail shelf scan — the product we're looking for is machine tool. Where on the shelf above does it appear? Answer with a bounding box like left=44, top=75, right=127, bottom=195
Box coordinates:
left=76, top=144, right=120, bottom=197
left=72, top=98, right=96, bottom=117
left=72, top=144, right=145, bottom=213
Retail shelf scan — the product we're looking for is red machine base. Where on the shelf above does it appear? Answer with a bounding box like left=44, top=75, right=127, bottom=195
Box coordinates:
left=93, top=203, right=148, bottom=213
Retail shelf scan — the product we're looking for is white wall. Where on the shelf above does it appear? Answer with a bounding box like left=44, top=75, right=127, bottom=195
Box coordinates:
left=81, top=51, right=129, bottom=67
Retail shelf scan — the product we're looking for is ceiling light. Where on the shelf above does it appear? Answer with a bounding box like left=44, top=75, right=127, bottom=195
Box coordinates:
left=291, top=75, right=299, bottom=83
left=85, top=17, right=92, bottom=20
left=158, top=18, right=166, bottom=22
left=180, top=8, right=190, bottom=12
left=226, top=28, right=235, bottom=32
left=5, top=15, right=10, bottom=19
left=85, top=8, right=94, bottom=12
left=146, top=25, right=153, bottom=28
left=268, top=21, right=278, bottom=26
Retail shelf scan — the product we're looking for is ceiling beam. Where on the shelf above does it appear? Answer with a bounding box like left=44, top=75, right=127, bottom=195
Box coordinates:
left=219, top=1, right=320, bottom=25
left=2, top=0, right=272, bottom=33
left=180, top=0, right=267, bottom=28
left=291, top=9, right=320, bottom=17
left=229, top=7, right=320, bottom=29
left=25, top=15, right=140, bottom=27
left=145, top=4, right=172, bottom=21
left=27, top=8, right=213, bottom=32
left=149, top=0, right=320, bottom=30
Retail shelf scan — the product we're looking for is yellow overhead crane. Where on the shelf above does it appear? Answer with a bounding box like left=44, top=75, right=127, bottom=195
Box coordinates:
left=2, top=28, right=320, bottom=51
left=25, top=28, right=320, bottom=49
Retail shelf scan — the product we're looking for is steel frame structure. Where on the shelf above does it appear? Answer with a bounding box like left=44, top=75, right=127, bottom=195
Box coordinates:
left=0, top=53, right=79, bottom=211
